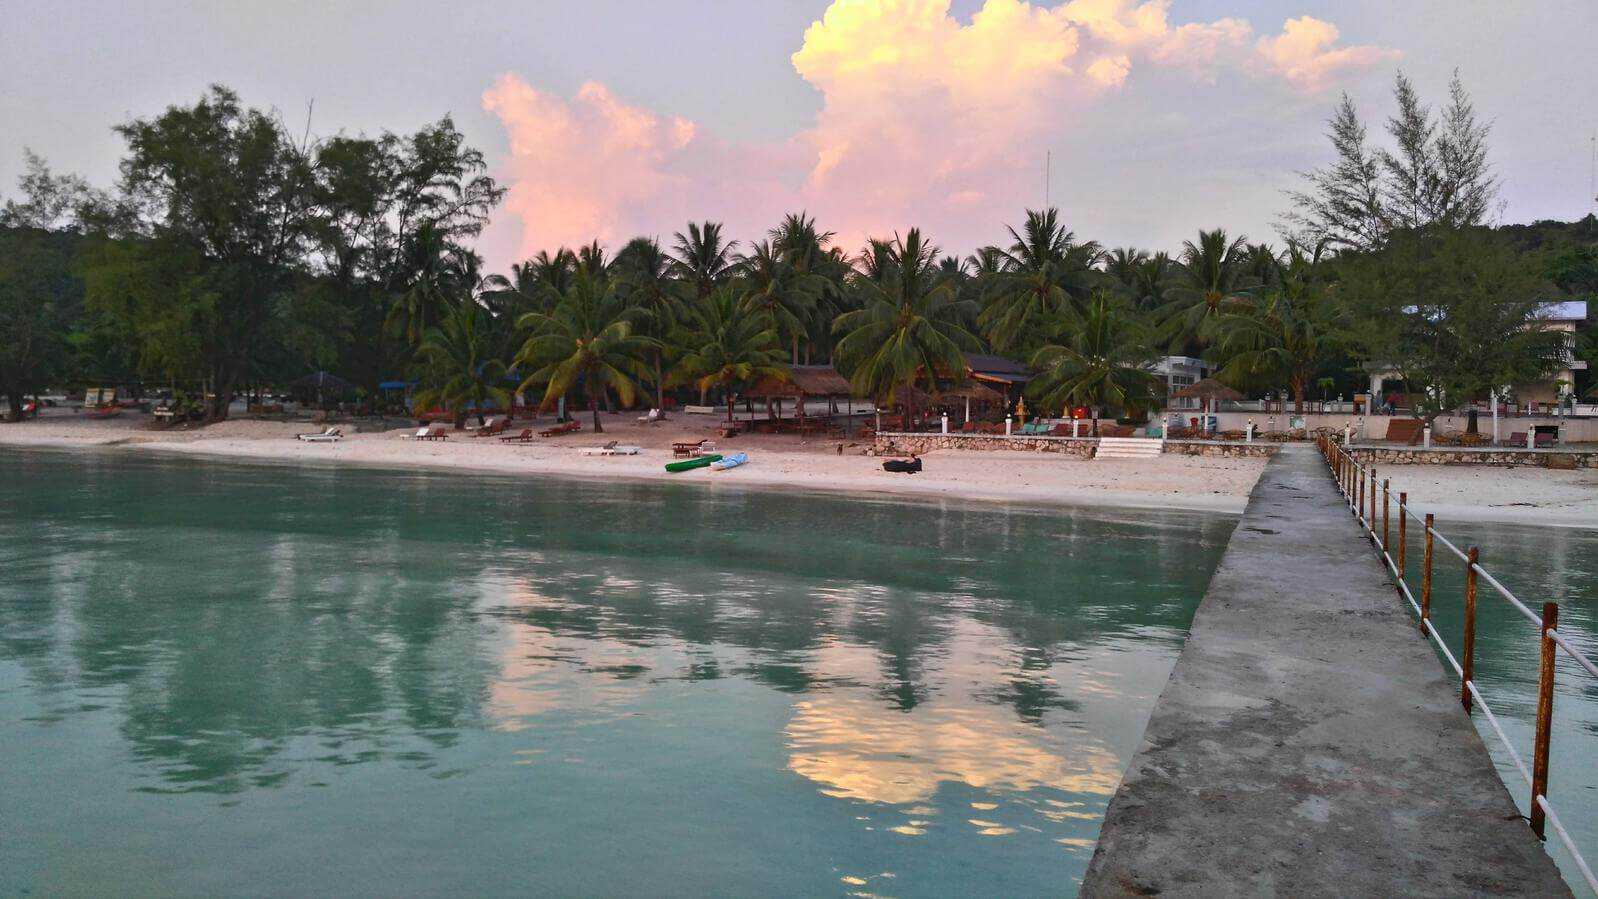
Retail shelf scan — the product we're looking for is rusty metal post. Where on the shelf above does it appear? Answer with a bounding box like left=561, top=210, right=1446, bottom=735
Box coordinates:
left=1461, top=546, right=1480, bottom=714
left=1382, top=478, right=1390, bottom=552
left=1358, top=465, right=1365, bottom=522
left=1531, top=601, right=1559, bottom=840
left=1421, top=514, right=1435, bottom=632
left=1398, top=492, right=1408, bottom=575
left=1370, top=467, right=1378, bottom=531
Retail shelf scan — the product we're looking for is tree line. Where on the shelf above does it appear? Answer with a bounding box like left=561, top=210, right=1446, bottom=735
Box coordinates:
left=2, top=74, right=1594, bottom=427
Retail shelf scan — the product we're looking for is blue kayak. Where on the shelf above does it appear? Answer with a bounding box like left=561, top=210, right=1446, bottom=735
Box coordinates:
left=709, top=452, right=748, bottom=470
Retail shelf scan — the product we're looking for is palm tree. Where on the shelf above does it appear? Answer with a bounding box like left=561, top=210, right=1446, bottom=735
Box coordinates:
left=513, top=272, right=654, bottom=434
left=768, top=212, right=835, bottom=271
left=736, top=240, right=824, bottom=364
left=575, top=240, right=609, bottom=278
left=1027, top=291, right=1160, bottom=436
left=1210, top=242, right=1344, bottom=412
left=1128, top=251, right=1176, bottom=312
left=614, top=236, right=682, bottom=411
left=384, top=225, right=479, bottom=348
left=670, top=285, right=788, bottom=424
left=833, top=229, right=981, bottom=427
left=1156, top=228, right=1257, bottom=351
left=670, top=220, right=736, bottom=299
left=977, top=208, right=1102, bottom=354
left=1103, top=246, right=1150, bottom=287
left=411, top=301, right=511, bottom=429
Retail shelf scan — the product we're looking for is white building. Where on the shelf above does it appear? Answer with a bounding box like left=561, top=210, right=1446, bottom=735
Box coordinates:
left=1154, top=356, right=1211, bottom=410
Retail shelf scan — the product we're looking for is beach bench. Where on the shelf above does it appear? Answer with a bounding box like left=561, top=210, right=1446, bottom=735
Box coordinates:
left=539, top=421, right=581, bottom=438
left=673, top=439, right=713, bottom=458
left=416, top=427, right=448, bottom=441
left=498, top=428, right=535, bottom=443
left=1506, top=431, right=1528, bottom=448
left=470, top=418, right=509, bottom=437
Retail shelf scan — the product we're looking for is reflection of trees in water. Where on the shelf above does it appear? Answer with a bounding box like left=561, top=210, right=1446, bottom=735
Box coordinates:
left=0, top=450, right=1233, bottom=796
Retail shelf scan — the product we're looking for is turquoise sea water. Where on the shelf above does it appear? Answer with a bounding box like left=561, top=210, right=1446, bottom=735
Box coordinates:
left=0, top=448, right=1235, bottom=897
left=1396, top=519, right=1598, bottom=886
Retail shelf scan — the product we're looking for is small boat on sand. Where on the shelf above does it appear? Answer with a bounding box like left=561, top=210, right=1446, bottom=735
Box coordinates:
left=709, top=452, right=747, bottom=471
left=664, top=454, right=722, bottom=473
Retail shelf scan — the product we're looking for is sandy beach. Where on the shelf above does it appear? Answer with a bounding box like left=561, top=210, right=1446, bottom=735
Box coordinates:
left=5, top=409, right=1596, bottom=525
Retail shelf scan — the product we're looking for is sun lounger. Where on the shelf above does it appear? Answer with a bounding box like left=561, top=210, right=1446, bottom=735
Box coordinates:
left=672, top=439, right=714, bottom=458
left=415, top=427, right=448, bottom=441
left=408, top=427, right=430, bottom=440
left=297, top=427, right=343, bottom=442
left=498, top=428, right=535, bottom=442
left=637, top=408, right=663, bottom=424
left=539, top=420, right=581, bottom=437
left=1506, top=431, right=1528, bottom=448
left=470, top=418, right=509, bottom=437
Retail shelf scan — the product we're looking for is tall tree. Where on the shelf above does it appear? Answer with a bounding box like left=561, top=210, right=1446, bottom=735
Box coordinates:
left=670, top=221, right=736, bottom=299
left=1027, top=291, right=1160, bottom=435
left=1156, top=228, right=1256, bottom=350
left=411, top=300, right=510, bottom=429
left=736, top=240, right=823, bottom=364
left=1338, top=227, right=1566, bottom=424
left=1210, top=243, right=1345, bottom=412
left=670, top=284, right=788, bottom=424
left=614, top=235, right=681, bottom=410
left=833, top=229, right=980, bottom=425
left=977, top=208, right=1101, bottom=355
left=514, top=272, right=653, bottom=434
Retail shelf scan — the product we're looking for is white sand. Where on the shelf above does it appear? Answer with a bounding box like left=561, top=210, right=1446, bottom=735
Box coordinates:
left=1362, top=464, right=1598, bottom=529
left=7, top=410, right=1594, bottom=525
left=1, top=410, right=1265, bottom=514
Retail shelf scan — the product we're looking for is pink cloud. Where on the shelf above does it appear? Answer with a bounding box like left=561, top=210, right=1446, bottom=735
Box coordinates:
left=482, top=1, right=1397, bottom=264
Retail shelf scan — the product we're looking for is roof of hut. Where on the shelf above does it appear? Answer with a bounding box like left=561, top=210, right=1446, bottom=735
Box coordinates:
left=1171, top=377, right=1243, bottom=401
left=746, top=364, right=854, bottom=397
left=935, top=381, right=1007, bottom=404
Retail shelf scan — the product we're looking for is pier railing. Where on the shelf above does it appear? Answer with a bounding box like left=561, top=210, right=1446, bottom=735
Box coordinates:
left=1318, top=435, right=1598, bottom=894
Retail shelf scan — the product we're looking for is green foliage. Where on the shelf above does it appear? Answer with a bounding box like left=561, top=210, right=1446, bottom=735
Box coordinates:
left=1026, top=291, right=1160, bottom=432
left=976, top=208, right=1102, bottom=355
left=1209, top=243, right=1347, bottom=411
left=514, top=272, right=654, bottom=433
left=1337, top=226, right=1566, bottom=422
left=0, top=228, right=77, bottom=418
left=833, top=229, right=980, bottom=417
left=412, top=301, right=510, bottom=427
left=669, top=285, right=789, bottom=422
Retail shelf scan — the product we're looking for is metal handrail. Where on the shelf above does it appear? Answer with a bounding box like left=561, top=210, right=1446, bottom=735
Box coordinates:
left=1318, top=435, right=1598, bottom=896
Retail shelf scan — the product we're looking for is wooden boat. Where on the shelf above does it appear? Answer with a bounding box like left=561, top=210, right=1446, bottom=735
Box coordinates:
left=709, top=452, right=747, bottom=471
left=664, top=454, right=722, bottom=473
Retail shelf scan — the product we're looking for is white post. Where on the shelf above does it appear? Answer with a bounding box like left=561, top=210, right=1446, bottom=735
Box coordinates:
left=941, top=414, right=949, bottom=434
left=1072, top=419, right=1080, bottom=438
left=1245, top=420, right=1254, bottom=443
left=1004, top=416, right=1013, bottom=436
left=1491, top=389, right=1499, bottom=445
left=1423, top=425, right=1432, bottom=449
left=963, top=396, right=970, bottom=424
left=1343, top=423, right=1351, bottom=447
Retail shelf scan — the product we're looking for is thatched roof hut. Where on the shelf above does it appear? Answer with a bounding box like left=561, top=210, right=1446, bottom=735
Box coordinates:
left=1171, top=378, right=1243, bottom=401
left=936, top=382, right=1006, bottom=405
left=746, top=365, right=854, bottom=398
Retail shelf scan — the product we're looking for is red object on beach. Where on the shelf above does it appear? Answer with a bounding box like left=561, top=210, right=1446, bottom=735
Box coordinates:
left=539, top=421, right=581, bottom=438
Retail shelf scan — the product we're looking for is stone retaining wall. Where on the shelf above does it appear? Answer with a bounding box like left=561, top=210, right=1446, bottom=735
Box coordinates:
left=871, top=432, right=1280, bottom=459
left=1348, top=446, right=1598, bottom=469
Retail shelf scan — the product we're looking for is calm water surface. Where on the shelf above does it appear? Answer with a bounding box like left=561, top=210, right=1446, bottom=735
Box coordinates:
left=1397, top=519, right=1598, bottom=885
left=0, top=448, right=1236, bottom=897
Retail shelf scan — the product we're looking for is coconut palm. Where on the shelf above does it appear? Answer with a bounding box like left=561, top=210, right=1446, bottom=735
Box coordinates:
left=1210, top=242, right=1344, bottom=412
left=670, top=220, right=737, bottom=299
left=1103, top=246, right=1151, bottom=288
left=833, top=229, right=981, bottom=426
left=614, top=236, right=682, bottom=410
left=384, top=225, right=479, bottom=348
left=411, top=301, right=511, bottom=429
left=670, top=285, right=788, bottom=424
left=1155, top=228, right=1257, bottom=351
left=736, top=240, right=824, bottom=364
left=769, top=212, right=835, bottom=272
left=977, top=208, right=1102, bottom=354
left=1026, top=291, right=1160, bottom=436
left=514, top=272, right=654, bottom=434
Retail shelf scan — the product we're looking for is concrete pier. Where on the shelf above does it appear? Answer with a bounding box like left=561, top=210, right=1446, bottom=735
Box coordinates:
left=1082, top=446, right=1570, bottom=897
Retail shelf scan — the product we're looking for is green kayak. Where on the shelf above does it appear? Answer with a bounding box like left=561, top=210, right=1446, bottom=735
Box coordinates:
left=664, top=454, right=722, bottom=473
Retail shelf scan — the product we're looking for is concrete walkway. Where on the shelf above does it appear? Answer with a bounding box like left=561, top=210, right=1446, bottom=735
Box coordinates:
left=1082, top=446, right=1569, bottom=897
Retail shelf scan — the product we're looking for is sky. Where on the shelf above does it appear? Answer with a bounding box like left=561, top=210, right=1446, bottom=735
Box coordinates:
left=3, top=0, right=1596, bottom=273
